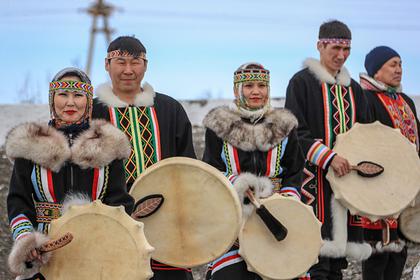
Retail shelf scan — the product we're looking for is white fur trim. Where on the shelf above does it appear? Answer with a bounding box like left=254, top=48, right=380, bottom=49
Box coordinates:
left=372, top=240, right=405, bottom=254
left=95, top=82, right=155, bottom=107
left=5, top=120, right=130, bottom=170
left=304, top=58, right=351, bottom=86
left=359, top=73, right=403, bottom=92
left=346, top=242, right=372, bottom=261
left=320, top=196, right=372, bottom=260
left=5, top=123, right=71, bottom=172
left=61, top=193, right=92, bottom=214
left=71, top=120, right=131, bottom=168
left=203, top=106, right=298, bottom=151
left=233, top=173, right=274, bottom=220
left=8, top=232, right=51, bottom=276
left=319, top=196, right=348, bottom=258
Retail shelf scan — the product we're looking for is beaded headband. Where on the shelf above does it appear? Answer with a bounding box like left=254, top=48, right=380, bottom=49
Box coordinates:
left=234, top=69, right=270, bottom=85
left=318, top=38, right=351, bottom=47
left=107, top=50, right=147, bottom=60
left=49, top=81, right=93, bottom=96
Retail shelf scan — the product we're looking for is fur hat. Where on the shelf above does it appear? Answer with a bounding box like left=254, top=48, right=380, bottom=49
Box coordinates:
left=364, top=46, right=400, bottom=77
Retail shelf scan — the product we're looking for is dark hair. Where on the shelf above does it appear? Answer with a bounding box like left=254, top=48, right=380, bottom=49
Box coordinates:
left=319, top=20, right=351, bottom=40
left=107, top=36, right=146, bottom=57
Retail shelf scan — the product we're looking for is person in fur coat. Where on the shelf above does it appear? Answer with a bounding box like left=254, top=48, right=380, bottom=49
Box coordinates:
left=285, top=20, right=373, bottom=279
left=6, top=67, right=134, bottom=280
left=202, top=62, right=305, bottom=280
left=359, top=46, right=420, bottom=280
left=92, top=36, right=196, bottom=280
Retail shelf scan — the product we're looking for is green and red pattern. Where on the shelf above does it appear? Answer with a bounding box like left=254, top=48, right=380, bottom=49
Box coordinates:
left=108, top=106, right=161, bottom=185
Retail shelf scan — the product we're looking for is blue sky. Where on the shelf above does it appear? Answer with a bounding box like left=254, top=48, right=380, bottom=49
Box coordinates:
left=1, top=0, right=419, bottom=104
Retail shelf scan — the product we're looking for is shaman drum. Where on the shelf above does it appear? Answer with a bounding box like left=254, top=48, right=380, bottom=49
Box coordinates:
left=41, top=201, right=154, bottom=280
left=400, top=192, right=420, bottom=243
left=327, top=122, right=420, bottom=221
left=239, top=194, right=322, bottom=280
left=129, top=157, right=242, bottom=268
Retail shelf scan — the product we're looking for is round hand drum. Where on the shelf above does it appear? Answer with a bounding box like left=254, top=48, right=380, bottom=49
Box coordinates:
left=239, top=194, right=322, bottom=280
left=400, top=193, right=420, bottom=243
left=327, top=122, right=420, bottom=221
left=130, top=157, right=242, bottom=268
left=41, top=201, right=154, bottom=280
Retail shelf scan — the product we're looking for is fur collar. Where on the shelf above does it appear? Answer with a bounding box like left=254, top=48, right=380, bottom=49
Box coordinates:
left=203, top=106, right=298, bottom=151
left=304, top=58, right=351, bottom=86
left=359, top=73, right=403, bottom=92
left=95, top=82, right=156, bottom=107
left=5, top=120, right=131, bottom=172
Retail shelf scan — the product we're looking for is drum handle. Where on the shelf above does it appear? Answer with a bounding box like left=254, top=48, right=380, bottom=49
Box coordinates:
left=381, top=220, right=390, bottom=246
left=245, top=190, right=288, bottom=241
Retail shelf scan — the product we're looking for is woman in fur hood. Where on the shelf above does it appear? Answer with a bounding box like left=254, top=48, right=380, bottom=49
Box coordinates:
left=6, top=67, right=134, bottom=280
left=202, top=62, right=305, bottom=280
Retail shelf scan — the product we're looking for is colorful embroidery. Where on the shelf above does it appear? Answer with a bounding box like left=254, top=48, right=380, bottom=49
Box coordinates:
left=107, top=50, right=147, bottom=61
left=49, top=81, right=93, bottom=96
left=377, top=93, right=419, bottom=150
left=307, top=141, right=336, bottom=170
left=35, top=202, right=62, bottom=224
left=109, top=106, right=161, bottom=185
left=234, top=71, right=270, bottom=84
left=321, top=82, right=356, bottom=148
left=10, top=214, right=33, bottom=240
left=318, top=38, right=351, bottom=46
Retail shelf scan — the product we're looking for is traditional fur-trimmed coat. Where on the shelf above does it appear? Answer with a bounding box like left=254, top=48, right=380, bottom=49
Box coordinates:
left=6, top=120, right=134, bottom=279
left=92, top=82, right=195, bottom=276
left=360, top=73, right=420, bottom=253
left=6, top=120, right=134, bottom=239
left=92, top=82, right=196, bottom=189
left=285, top=58, right=373, bottom=260
left=202, top=105, right=304, bottom=278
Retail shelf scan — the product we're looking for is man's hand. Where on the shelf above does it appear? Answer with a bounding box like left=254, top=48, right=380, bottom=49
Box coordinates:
left=330, top=155, right=351, bottom=177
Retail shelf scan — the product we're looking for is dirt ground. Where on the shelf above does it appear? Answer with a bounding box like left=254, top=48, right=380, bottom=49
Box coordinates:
left=0, top=127, right=419, bottom=279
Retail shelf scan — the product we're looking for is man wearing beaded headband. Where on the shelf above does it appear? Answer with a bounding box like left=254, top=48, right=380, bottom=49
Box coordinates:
left=203, top=62, right=304, bottom=279
left=285, top=20, right=372, bottom=279
left=92, top=36, right=196, bottom=280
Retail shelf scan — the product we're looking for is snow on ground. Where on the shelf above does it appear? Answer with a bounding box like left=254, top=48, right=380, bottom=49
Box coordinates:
left=0, top=96, right=419, bottom=147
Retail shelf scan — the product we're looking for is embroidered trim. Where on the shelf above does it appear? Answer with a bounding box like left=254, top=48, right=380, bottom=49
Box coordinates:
left=234, top=70, right=270, bottom=84
left=318, top=38, right=351, bottom=46
left=10, top=214, right=34, bottom=240
left=307, top=141, right=336, bottom=170
left=35, top=202, right=62, bottom=224
left=109, top=107, right=161, bottom=185
left=49, top=81, right=93, bottom=96
left=107, top=50, right=147, bottom=61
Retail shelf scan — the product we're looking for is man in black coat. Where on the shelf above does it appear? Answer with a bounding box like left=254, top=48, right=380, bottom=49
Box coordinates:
left=360, top=46, right=420, bottom=280
left=92, top=36, right=196, bottom=280
left=285, top=20, right=372, bottom=279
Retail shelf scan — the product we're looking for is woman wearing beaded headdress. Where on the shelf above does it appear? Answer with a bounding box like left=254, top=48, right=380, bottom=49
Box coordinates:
left=6, top=67, right=134, bottom=280
left=202, top=62, right=304, bottom=279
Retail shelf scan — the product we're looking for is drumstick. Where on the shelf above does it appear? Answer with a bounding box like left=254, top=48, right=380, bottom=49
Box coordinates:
left=25, top=232, right=73, bottom=269
left=39, top=232, right=73, bottom=253
left=245, top=189, right=288, bottom=241
left=350, top=161, right=384, bottom=178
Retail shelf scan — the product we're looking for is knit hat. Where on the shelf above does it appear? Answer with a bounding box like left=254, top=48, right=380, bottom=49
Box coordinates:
left=365, top=46, right=400, bottom=77
left=49, top=67, right=93, bottom=127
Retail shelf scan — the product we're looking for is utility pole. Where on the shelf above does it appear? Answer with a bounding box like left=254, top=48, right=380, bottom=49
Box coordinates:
left=84, top=0, right=115, bottom=76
